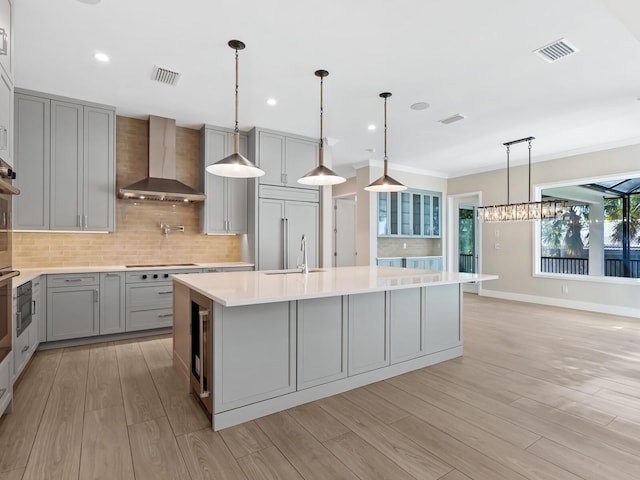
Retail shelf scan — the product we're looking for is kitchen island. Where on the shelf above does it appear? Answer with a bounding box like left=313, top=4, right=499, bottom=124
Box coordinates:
left=172, top=266, right=497, bottom=430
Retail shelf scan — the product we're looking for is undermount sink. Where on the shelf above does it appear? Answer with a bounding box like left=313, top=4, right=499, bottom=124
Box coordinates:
left=263, top=269, right=326, bottom=275
left=125, top=263, right=198, bottom=268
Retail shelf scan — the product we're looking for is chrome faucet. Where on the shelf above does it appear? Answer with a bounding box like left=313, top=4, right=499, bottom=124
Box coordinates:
left=298, top=234, right=309, bottom=274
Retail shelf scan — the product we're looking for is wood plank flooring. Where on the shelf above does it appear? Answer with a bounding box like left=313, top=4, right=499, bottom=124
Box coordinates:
left=1, top=294, right=640, bottom=479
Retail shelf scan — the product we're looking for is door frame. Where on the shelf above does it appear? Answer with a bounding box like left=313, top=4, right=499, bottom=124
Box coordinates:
left=447, top=192, right=483, bottom=295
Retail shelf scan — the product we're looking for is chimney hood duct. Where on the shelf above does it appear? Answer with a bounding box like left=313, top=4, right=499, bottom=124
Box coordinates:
left=119, top=115, right=206, bottom=202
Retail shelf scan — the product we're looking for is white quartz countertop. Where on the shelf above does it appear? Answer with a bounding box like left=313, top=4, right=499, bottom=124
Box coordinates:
left=173, top=266, right=498, bottom=307
left=12, top=262, right=254, bottom=287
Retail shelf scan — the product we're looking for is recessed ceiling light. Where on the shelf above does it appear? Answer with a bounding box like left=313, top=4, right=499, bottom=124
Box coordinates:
left=94, top=52, right=110, bottom=63
left=266, top=98, right=277, bottom=106
left=410, top=102, right=430, bottom=111
left=77, top=0, right=101, bottom=4
left=368, top=124, right=376, bottom=131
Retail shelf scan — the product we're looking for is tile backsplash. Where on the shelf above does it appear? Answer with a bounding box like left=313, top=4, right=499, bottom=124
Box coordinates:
left=377, top=237, right=441, bottom=258
left=13, top=116, right=241, bottom=268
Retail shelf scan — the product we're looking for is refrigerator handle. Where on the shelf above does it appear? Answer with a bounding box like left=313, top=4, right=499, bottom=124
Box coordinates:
left=285, top=218, right=289, bottom=269
left=281, top=218, right=286, bottom=269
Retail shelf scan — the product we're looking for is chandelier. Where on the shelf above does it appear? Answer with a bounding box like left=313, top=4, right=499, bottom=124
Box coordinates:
left=477, top=137, right=566, bottom=222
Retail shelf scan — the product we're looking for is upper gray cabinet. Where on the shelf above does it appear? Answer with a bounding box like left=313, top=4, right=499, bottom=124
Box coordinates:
left=0, top=0, right=13, bottom=80
left=249, top=128, right=319, bottom=190
left=377, top=189, right=441, bottom=238
left=200, top=125, right=248, bottom=234
left=14, top=90, right=115, bottom=232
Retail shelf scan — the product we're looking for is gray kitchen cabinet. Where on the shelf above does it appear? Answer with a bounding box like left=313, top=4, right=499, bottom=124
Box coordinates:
left=390, top=288, right=425, bottom=364
left=258, top=196, right=318, bottom=271
left=214, top=301, right=296, bottom=413
left=377, top=189, right=441, bottom=238
left=47, top=274, right=100, bottom=341
left=348, top=291, right=390, bottom=376
left=0, top=0, right=12, bottom=81
left=100, top=272, right=125, bottom=334
left=13, top=93, right=50, bottom=229
left=50, top=100, right=83, bottom=230
left=200, top=125, right=248, bottom=234
left=250, top=128, right=318, bottom=190
left=377, top=258, right=404, bottom=268
left=13, top=90, right=115, bottom=232
left=297, top=296, right=347, bottom=389
left=0, top=71, right=11, bottom=165
left=33, top=276, right=46, bottom=344
left=425, top=283, right=461, bottom=354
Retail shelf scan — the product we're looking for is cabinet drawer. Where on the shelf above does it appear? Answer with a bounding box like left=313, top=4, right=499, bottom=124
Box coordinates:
left=0, top=354, right=9, bottom=412
left=126, top=307, right=173, bottom=332
left=48, top=273, right=99, bottom=287
left=126, top=283, right=173, bottom=307
left=13, top=327, right=31, bottom=377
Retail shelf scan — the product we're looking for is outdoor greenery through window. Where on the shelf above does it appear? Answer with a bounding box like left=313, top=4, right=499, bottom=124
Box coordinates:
left=539, top=177, right=640, bottom=279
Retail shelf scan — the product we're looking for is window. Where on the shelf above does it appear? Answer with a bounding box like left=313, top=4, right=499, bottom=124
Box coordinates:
left=537, top=176, right=640, bottom=279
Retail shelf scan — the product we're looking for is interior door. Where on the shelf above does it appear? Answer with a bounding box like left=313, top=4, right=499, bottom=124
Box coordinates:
left=334, top=197, right=356, bottom=267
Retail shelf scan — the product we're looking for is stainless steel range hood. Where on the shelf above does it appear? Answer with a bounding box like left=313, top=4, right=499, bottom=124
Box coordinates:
left=119, top=115, right=206, bottom=202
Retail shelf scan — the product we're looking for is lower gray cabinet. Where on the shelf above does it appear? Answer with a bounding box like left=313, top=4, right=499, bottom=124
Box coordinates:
left=100, top=272, right=125, bottom=334
left=347, top=292, right=390, bottom=376
left=125, top=282, right=174, bottom=332
left=47, top=274, right=100, bottom=341
left=425, top=284, right=461, bottom=354
left=214, top=301, right=296, bottom=412
left=390, top=288, right=425, bottom=364
left=297, top=296, right=347, bottom=389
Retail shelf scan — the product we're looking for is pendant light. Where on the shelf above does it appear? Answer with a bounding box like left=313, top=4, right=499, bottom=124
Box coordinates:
left=477, top=136, right=566, bottom=222
left=298, top=70, right=346, bottom=186
left=206, top=40, right=265, bottom=178
left=365, top=92, right=407, bottom=192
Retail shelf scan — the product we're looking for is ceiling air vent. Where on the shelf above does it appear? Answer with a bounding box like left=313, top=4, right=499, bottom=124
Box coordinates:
left=533, top=38, right=578, bottom=63
left=151, top=65, right=182, bottom=86
left=439, top=114, right=466, bottom=125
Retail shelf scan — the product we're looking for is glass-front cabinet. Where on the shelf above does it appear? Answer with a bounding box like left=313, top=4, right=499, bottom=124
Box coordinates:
left=377, top=189, right=441, bottom=238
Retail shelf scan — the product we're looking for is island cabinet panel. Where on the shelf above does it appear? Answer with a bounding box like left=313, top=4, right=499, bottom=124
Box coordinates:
left=297, top=296, right=347, bottom=390
left=425, top=283, right=461, bottom=354
left=214, top=301, right=296, bottom=412
left=390, top=288, right=426, bottom=364
left=347, top=292, right=390, bottom=376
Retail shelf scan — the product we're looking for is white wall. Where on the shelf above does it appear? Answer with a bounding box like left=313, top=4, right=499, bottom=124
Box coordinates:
left=447, top=143, right=640, bottom=317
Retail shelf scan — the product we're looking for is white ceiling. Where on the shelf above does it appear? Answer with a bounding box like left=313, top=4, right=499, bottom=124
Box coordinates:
left=14, top=0, right=640, bottom=178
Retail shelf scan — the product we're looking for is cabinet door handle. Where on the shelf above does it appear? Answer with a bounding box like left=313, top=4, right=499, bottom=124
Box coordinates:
left=21, top=345, right=29, bottom=353
left=77, top=215, right=81, bottom=228
left=157, top=291, right=172, bottom=295
left=84, top=215, right=88, bottom=230
left=158, top=313, right=173, bottom=318
left=65, top=278, right=82, bottom=282
left=0, top=388, right=6, bottom=400
left=105, top=273, right=120, bottom=278
left=16, top=312, right=21, bottom=331
left=198, top=309, right=210, bottom=399
left=32, top=299, right=36, bottom=315
left=94, top=289, right=98, bottom=303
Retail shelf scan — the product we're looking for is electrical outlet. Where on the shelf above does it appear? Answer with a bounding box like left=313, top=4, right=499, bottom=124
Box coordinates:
left=495, top=230, right=500, bottom=237
left=494, top=243, right=501, bottom=250
left=403, top=242, right=407, bottom=249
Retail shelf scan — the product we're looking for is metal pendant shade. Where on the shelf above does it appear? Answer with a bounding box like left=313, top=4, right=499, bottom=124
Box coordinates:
left=206, top=40, right=265, bottom=178
left=365, top=92, right=407, bottom=192
left=298, top=70, right=346, bottom=186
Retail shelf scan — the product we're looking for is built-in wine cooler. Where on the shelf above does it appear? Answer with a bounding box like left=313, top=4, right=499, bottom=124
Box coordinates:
left=190, top=292, right=212, bottom=415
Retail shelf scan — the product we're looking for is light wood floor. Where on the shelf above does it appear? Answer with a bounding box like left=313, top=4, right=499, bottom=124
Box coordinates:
left=1, top=294, right=640, bottom=479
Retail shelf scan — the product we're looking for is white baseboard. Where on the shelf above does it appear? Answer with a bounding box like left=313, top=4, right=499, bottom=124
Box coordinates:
left=480, top=289, right=640, bottom=319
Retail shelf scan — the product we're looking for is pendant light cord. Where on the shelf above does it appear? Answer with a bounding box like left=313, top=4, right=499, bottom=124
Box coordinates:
left=506, top=144, right=510, bottom=205
left=528, top=138, right=532, bottom=202
left=383, top=95, right=388, bottom=176
left=319, top=74, right=324, bottom=166
left=233, top=46, right=240, bottom=153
